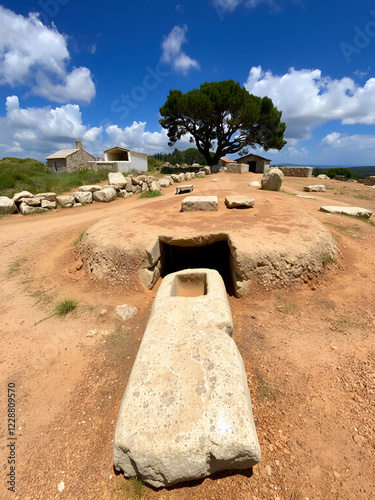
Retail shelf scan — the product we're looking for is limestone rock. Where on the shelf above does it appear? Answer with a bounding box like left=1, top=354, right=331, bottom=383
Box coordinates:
left=13, top=191, right=34, bottom=203
left=211, top=179, right=219, bottom=182
left=19, top=197, right=41, bottom=206
left=125, top=178, right=133, bottom=192
left=74, top=192, right=93, bottom=204
left=225, top=195, right=255, bottom=208
left=37, top=192, right=57, bottom=201
left=181, top=196, right=218, bottom=212
left=113, top=269, right=261, bottom=488
left=185, top=172, right=192, bottom=181
left=320, top=206, right=373, bottom=218
left=296, top=195, right=316, bottom=199
left=19, top=202, right=48, bottom=215
left=150, top=180, right=161, bottom=191
left=108, top=172, right=127, bottom=189
left=171, top=174, right=180, bottom=183
left=56, top=195, right=75, bottom=207
left=192, top=163, right=200, bottom=168
left=317, top=174, right=329, bottom=179
left=248, top=181, right=261, bottom=187
left=78, top=185, right=102, bottom=193
left=118, top=190, right=133, bottom=199
left=304, top=185, right=326, bottom=192
left=261, top=168, right=284, bottom=191
left=159, top=178, right=171, bottom=188
left=41, top=199, right=57, bottom=209
left=0, top=196, right=17, bottom=215
left=93, top=187, right=117, bottom=203
left=202, top=166, right=211, bottom=175
left=116, top=304, right=138, bottom=320
left=196, top=171, right=205, bottom=178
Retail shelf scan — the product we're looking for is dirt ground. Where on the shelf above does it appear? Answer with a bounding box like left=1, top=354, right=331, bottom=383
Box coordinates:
left=0, top=172, right=374, bottom=500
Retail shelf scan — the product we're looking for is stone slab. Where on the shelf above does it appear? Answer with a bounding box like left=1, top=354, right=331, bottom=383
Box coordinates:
left=320, top=206, right=372, bottom=218
left=181, top=196, right=218, bottom=212
left=113, top=269, right=261, bottom=488
left=225, top=195, right=255, bottom=208
left=78, top=185, right=103, bottom=193
left=304, top=185, right=325, bottom=192
left=296, top=195, right=316, bottom=199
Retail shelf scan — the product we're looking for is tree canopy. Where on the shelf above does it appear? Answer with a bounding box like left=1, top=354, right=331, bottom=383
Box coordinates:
left=159, top=80, right=287, bottom=166
left=151, top=147, right=207, bottom=166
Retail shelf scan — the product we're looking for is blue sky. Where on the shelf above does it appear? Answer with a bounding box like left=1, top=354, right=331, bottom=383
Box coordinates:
left=0, top=0, right=375, bottom=165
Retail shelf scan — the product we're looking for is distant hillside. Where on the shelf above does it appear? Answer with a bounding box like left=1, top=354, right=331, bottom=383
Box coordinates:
left=273, top=163, right=375, bottom=177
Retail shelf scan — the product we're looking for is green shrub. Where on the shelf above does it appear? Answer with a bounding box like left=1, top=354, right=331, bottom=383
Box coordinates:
left=55, top=299, right=77, bottom=316
left=139, top=190, right=163, bottom=198
left=0, top=157, right=111, bottom=197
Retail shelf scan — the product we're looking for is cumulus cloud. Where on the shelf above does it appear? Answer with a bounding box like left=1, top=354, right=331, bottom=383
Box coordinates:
left=0, top=96, right=100, bottom=157
left=161, top=25, right=200, bottom=75
left=321, top=132, right=375, bottom=151
left=212, top=0, right=280, bottom=13
left=0, top=96, right=191, bottom=160
left=244, top=66, right=375, bottom=140
left=0, top=6, right=95, bottom=103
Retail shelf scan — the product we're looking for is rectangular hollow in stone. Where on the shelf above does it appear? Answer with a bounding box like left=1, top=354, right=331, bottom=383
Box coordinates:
left=113, top=268, right=261, bottom=488
left=171, top=271, right=207, bottom=297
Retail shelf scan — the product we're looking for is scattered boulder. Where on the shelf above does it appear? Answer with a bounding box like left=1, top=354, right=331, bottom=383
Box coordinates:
left=93, top=187, right=117, bottom=203
left=108, top=172, right=127, bottom=189
left=261, top=168, right=284, bottom=191
left=13, top=191, right=34, bottom=203
left=37, top=192, right=57, bottom=201
left=248, top=181, right=261, bottom=187
left=150, top=180, right=161, bottom=191
left=304, top=185, right=326, bottom=192
left=56, top=195, right=75, bottom=207
left=211, top=179, right=219, bottom=182
left=19, top=202, right=48, bottom=215
left=19, top=197, right=42, bottom=206
left=225, top=195, right=255, bottom=209
left=159, top=178, right=171, bottom=188
left=171, top=174, right=181, bottom=183
left=181, top=196, right=218, bottom=212
left=116, top=304, right=138, bottom=320
left=196, top=171, right=205, bottom=178
left=320, top=206, right=373, bottom=218
left=0, top=196, right=17, bottom=215
left=296, top=195, right=316, bottom=199
left=118, top=190, right=133, bottom=199
left=202, top=166, right=211, bottom=175
left=74, top=192, right=93, bottom=204
left=317, top=174, right=329, bottom=180
left=192, top=163, right=200, bottom=168
left=78, top=185, right=102, bottom=193
left=41, top=200, right=57, bottom=209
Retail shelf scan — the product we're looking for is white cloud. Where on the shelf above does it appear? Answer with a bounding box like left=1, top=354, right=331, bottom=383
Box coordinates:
left=0, top=95, right=100, bottom=157
left=161, top=25, right=200, bottom=75
left=0, top=6, right=95, bottom=103
left=244, top=66, right=375, bottom=140
left=212, top=0, right=279, bottom=13
left=321, top=132, right=375, bottom=152
left=0, top=96, right=192, bottom=160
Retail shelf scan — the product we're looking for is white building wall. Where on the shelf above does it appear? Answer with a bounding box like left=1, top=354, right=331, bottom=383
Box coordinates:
left=130, top=152, right=148, bottom=172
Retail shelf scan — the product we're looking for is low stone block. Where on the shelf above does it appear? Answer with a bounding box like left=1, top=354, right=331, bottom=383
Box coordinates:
left=108, top=172, right=127, bottom=188
left=0, top=196, right=17, bottom=215
left=296, top=195, right=316, bottom=199
left=317, top=174, right=330, bottom=179
left=13, top=191, right=34, bottom=203
left=227, top=163, right=248, bottom=174
left=248, top=181, right=261, bottom=187
left=37, top=192, right=57, bottom=201
left=196, top=171, right=205, bottom=178
left=19, top=202, right=48, bottom=215
left=225, top=195, right=255, bottom=208
left=19, top=197, right=41, bottom=206
left=78, top=185, right=102, bottom=193
left=56, top=195, right=75, bottom=207
left=93, top=187, right=117, bottom=203
left=113, top=269, right=261, bottom=488
left=41, top=199, right=57, bottom=209
left=181, top=196, right=218, bottom=212
left=320, top=206, right=372, bottom=218
left=74, top=191, right=93, bottom=204
left=304, top=185, right=326, bottom=192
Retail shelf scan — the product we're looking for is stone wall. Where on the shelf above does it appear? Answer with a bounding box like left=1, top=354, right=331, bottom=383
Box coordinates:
left=226, top=163, right=248, bottom=174
left=277, top=166, right=313, bottom=177
left=364, top=176, right=375, bottom=186
left=66, top=149, right=96, bottom=173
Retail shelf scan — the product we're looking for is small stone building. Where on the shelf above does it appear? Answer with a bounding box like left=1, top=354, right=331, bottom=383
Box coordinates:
left=46, top=141, right=95, bottom=173
left=218, top=157, right=235, bottom=167
left=94, top=147, right=147, bottom=173
left=235, top=154, right=271, bottom=173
